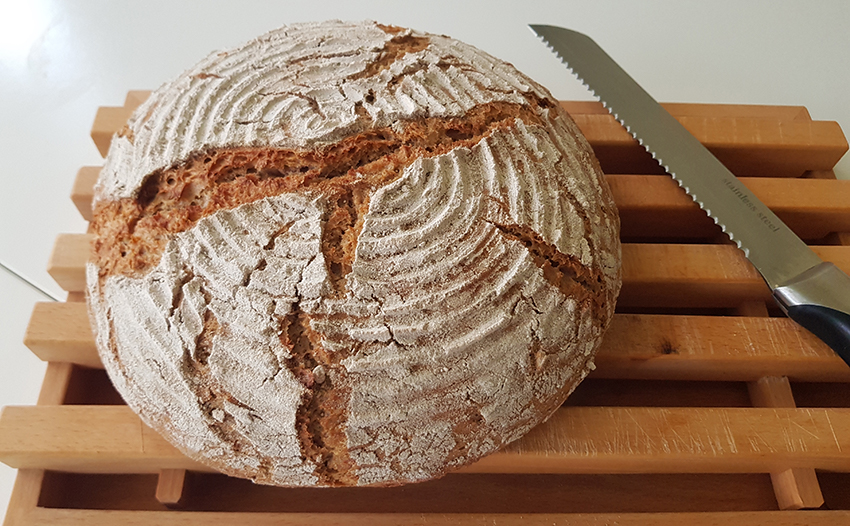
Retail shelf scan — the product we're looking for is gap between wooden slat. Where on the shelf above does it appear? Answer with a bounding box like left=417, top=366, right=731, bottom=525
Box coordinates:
left=25, top=302, right=849, bottom=382
left=11, top=508, right=849, bottom=526
left=1, top=405, right=848, bottom=475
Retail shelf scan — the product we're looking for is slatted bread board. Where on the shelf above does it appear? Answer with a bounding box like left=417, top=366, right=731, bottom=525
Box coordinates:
left=2, top=92, right=850, bottom=525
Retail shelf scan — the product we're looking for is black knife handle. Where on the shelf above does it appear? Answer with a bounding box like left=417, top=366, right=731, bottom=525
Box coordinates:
left=772, top=262, right=850, bottom=368
left=786, top=305, right=850, bottom=367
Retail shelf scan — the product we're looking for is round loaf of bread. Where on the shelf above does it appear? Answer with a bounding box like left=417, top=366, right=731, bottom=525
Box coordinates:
left=87, top=20, right=621, bottom=487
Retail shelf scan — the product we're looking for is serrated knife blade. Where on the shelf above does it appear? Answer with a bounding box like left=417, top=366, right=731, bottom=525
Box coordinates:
left=530, top=24, right=850, bottom=366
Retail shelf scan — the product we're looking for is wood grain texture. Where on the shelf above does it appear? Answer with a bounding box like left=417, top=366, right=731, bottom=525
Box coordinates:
left=769, top=468, right=824, bottom=511
left=2, top=405, right=848, bottom=475
left=748, top=376, right=798, bottom=408
left=596, top=314, right=849, bottom=382
left=25, top=302, right=850, bottom=382
left=0, top=406, right=208, bottom=474
left=24, top=303, right=102, bottom=369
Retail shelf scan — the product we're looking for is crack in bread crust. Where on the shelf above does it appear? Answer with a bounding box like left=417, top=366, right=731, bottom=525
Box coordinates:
left=91, top=99, right=550, bottom=280
left=322, top=187, right=370, bottom=294
left=280, top=305, right=357, bottom=485
left=489, top=221, right=609, bottom=325
left=349, top=28, right=430, bottom=80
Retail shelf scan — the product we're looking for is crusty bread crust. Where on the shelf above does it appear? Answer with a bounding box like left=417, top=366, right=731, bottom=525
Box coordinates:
left=87, top=20, right=621, bottom=487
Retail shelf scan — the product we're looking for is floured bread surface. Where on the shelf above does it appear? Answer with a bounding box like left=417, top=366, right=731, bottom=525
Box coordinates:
left=87, top=20, right=621, bottom=487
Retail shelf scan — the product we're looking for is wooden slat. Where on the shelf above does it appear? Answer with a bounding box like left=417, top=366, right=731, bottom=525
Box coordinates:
left=619, top=244, right=850, bottom=308
left=611, top=175, right=850, bottom=240
left=66, top=291, right=85, bottom=303
left=572, top=114, right=847, bottom=177
left=155, top=469, right=186, bottom=508
left=596, top=314, right=849, bottom=382
left=2, top=405, right=849, bottom=475
left=70, top=167, right=99, bottom=221
left=25, top=302, right=850, bottom=382
left=45, top=233, right=850, bottom=307
left=91, top=96, right=848, bottom=177
left=769, top=469, right=824, bottom=511
left=0, top=405, right=208, bottom=474
left=476, top=406, right=850, bottom=474
left=748, top=376, right=824, bottom=510
left=23, top=95, right=850, bottom=522
left=748, top=376, right=796, bottom=407
left=9, top=508, right=847, bottom=526
left=2, top=470, right=43, bottom=526
left=70, top=169, right=850, bottom=240
left=46, top=234, right=91, bottom=292
left=123, top=90, right=150, bottom=112
left=90, top=106, right=133, bottom=157
left=35, top=362, right=73, bottom=406
left=25, top=303, right=102, bottom=369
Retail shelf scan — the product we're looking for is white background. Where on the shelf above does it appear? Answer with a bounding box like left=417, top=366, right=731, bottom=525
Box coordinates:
left=1, top=0, right=849, bottom=517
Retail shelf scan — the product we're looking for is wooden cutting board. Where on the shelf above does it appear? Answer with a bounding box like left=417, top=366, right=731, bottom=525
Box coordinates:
left=1, top=92, right=849, bottom=525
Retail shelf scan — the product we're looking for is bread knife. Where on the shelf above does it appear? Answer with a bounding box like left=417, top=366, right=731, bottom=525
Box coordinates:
left=530, top=24, right=850, bottom=367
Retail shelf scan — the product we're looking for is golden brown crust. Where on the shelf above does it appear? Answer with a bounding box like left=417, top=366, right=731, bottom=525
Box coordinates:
left=88, top=20, right=621, bottom=488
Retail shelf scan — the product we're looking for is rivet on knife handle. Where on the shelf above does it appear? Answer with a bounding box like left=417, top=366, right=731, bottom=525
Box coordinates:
left=530, top=24, right=850, bottom=367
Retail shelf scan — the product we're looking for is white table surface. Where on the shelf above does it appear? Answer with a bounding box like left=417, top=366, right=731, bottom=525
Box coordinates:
left=1, top=0, right=849, bottom=517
